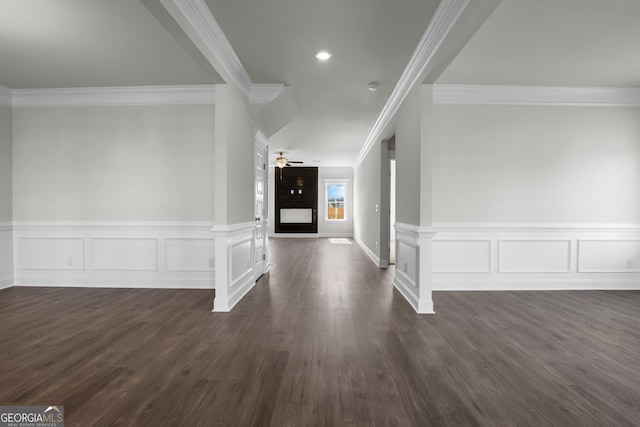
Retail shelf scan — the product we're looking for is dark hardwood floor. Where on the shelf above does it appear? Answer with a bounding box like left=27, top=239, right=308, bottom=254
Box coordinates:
left=1, top=238, right=640, bottom=426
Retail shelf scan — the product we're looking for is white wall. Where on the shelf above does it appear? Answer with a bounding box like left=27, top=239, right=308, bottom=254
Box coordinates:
left=431, top=104, right=640, bottom=291
left=10, top=103, right=216, bottom=290
left=211, top=85, right=256, bottom=312
left=0, top=105, right=12, bottom=288
left=13, top=105, right=215, bottom=222
left=214, top=84, right=254, bottom=225
left=433, top=105, right=640, bottom=223
left=354, top=143, right=382, bottom=264
left=0, top=106, right=11, bottom=222
left=395, top=86, right=422, bottom=226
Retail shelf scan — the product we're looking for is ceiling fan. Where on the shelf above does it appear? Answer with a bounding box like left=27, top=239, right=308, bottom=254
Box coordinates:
left=272, top=152, right=303, bottom=179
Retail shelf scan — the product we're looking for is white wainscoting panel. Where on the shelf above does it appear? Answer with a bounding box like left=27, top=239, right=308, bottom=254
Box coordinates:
left=231, top=239, right=252, bottom=284
left=13, top=222, right=215, bottom=289
left=165, top=238, right=214, bottom=272
left=20, top=237, right=85, bottom=270
left=393, top=223, right=436, bottom=314
left=0, top=225, right=13, bottom=289
left=92, top=238, right=158, bottom=271
left=433, top=240, right=491, bottom=273
left=212, top=222, right=257, bottom=312
left=578, top=240, right=640, bottom=273
left=499, top=240, right=571, bottom=273
left=432, top=224, right=640, bottom=290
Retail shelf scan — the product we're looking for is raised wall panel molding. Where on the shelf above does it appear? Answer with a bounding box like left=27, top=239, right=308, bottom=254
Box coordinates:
left=353, top=0, right=470, bottom=170
left=211, top=222, right=256, bottom=312
left=433, top=85, right=640, bottom=107
left=163, top=0, right=253, bottom=96
left=578, top=239, right=640, bottom=273
left=12, top=222, right=215, bottom=290
left=394, top=222, right=436, bottom=314
left=11, top=85, right=217, bottom=107
left=91, top=238, right=159, bottom=271
left=431, top=223, right=640, bottom=291
left=0, top=85, right=12, bottom=106
left=433, top=240, right=491, bottom=273
left=498, top=240, right=571, bottom=273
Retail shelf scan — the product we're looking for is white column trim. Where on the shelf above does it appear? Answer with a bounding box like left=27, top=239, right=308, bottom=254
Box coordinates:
left=433, top=85, right=640, bottom=107
left=353, top=0, right=470, bottom=170
left=161, top=0, right=252, bottom=95
left=211, top=221, right=256, bottom=312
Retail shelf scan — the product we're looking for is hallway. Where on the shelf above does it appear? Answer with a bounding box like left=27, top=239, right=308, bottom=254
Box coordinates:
left=0, top=238, right=639, bottom=426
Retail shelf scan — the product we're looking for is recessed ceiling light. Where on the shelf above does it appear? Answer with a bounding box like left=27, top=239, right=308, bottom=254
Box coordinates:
left=315, top=50, right=332, bottom=61
left=367, top=82, right=379, bottom=92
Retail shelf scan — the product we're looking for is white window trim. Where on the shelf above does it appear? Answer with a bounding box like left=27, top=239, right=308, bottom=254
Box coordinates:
left=324, top=179, right=348, bottom=222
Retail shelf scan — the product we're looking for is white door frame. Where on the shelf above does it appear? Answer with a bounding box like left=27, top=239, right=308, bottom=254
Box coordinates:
left=254, top=130, right=269, bottom=280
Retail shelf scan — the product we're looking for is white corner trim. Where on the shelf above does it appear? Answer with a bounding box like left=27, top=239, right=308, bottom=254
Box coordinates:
left=250, top=84, right=285, bottom=104
left=166, top=0, right=253, bottom=96
left=210, top=221, right=256, bottom=237
left=433, top=85, right=640, bottom=107
left=353, top=0, right=470, bottom=170
left=395, top=222, right=438, bottom=238
left=0, top=85, right=12, bottom=107
left=11, top=85, right=217, bottom=107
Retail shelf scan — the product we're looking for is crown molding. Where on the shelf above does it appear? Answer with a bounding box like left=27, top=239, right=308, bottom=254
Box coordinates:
left=11, top=85, right=217, bottom=107
left=249, top=84, right=285, bottom=104
left=164, top=0, right=253, bottom=96
left=433, top=85, right=640, bottom=106
left=0, top=85, right=12, bottom=107
left=353, top=0, right=470, bottom=170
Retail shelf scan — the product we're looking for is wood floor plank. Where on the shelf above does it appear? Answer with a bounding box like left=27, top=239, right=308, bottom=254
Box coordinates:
left=1, top=238, right=639, bottom=426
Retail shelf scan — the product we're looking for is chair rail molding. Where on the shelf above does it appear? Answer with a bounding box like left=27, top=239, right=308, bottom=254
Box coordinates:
left=394, top=222, right=437, bottom=314
left=211, top=221, right=257, bottom=312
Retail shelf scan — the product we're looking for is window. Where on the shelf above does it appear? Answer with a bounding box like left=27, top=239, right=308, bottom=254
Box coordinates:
left=325, top=179, right=347, bottom=221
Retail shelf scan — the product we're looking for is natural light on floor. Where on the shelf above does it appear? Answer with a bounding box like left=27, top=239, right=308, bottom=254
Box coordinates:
left=329, top=238, right=351, bottom=245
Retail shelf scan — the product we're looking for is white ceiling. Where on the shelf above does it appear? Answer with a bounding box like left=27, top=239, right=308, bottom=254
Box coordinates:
left=438, top=0, right=640, bottom=87
left=1, top=0, right=639, bottom=166
left=0, top=0, right=220, bottom=88
left=205, top=0, right=440, bottom=167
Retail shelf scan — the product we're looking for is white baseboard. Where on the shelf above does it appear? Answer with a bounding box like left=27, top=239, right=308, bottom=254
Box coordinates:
left=354, top=234, right=384, bottom=267
left=431, top=223, right=640, bottom=291
left=13, top=222, right=215, bottom=290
